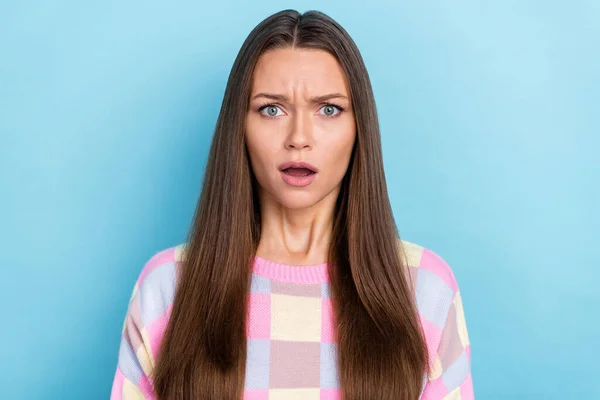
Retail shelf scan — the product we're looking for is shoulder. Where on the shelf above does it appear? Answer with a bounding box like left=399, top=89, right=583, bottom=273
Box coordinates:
left=129, top=243, right=187, bottom=326
left=398, top=238, right=465, bottom=350
left=134, top=243, right=187, bottom=288
left=398, top=238, right=462, bottom=329
left=398, top=238, right=460, bottom=294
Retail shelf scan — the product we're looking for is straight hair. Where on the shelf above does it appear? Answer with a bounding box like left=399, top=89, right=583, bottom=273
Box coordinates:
left=153, top=9, right=429, bottom=400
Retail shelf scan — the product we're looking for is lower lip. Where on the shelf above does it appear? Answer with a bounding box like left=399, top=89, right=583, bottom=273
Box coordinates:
left=279, top=170, right=317, bottom=187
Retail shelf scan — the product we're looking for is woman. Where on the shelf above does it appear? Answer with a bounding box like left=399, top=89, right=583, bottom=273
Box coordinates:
left=110, top=9, right=473, bottom=400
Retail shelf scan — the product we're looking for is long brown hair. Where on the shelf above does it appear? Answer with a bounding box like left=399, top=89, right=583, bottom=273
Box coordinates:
left=153, top=9, right=429, bottom=400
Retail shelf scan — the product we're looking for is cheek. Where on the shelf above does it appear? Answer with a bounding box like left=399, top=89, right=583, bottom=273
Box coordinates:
left=245, top=133, right=277, bottom=183
left=325, top=126, right=355, bottom=164
left=245, top=118, right=263, bottom=168
left=246, top=115, right=274, bottom=155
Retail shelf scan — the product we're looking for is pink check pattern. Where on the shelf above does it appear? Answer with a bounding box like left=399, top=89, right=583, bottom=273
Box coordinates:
left=110, top=240, right=473, bottom=399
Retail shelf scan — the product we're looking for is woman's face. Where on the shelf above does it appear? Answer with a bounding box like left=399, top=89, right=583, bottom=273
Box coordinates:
left=245, top=48, right=356, bottom=210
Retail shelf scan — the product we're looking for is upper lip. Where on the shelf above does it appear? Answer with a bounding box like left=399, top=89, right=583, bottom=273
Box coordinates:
left=278, top=161, right=319, bottom=173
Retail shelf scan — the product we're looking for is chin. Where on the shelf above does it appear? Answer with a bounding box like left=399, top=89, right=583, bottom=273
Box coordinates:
left=276, top=192, right=321, bottom=210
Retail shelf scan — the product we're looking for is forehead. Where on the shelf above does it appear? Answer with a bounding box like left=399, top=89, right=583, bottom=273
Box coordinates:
left=251, top=48, right=350, bottom=96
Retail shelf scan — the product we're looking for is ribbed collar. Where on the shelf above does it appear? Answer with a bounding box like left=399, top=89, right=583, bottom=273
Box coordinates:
left=251, top=255, right=329, bottom=284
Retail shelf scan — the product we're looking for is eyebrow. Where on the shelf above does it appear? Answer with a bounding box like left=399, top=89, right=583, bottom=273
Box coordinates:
left=251, top=92, right=348, bottom=104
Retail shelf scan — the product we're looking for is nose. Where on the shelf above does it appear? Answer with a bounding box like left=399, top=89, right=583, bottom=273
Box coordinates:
left=284, top=111, right=313, bottom=150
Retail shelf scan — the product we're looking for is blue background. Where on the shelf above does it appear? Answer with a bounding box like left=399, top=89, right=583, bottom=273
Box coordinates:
left=1, top=1, right=598, bottom=398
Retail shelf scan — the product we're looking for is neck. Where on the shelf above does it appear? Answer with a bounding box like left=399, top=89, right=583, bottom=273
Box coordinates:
left=255, top=186, right=338, bottom=265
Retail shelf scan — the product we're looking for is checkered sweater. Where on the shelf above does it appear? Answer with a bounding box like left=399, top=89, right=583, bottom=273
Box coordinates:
left=110, top=240, right=473, bottom=399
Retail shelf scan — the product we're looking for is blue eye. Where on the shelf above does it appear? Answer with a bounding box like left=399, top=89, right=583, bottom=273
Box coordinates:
left=319, top=104, right=343, bottom=117
left=256, top=103, right=345, bottom=119
left=259, top=104, right=284, bottom=118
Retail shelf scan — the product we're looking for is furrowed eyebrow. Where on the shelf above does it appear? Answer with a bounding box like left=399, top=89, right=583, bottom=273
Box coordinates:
left=251, top=92, right=348, bottom=104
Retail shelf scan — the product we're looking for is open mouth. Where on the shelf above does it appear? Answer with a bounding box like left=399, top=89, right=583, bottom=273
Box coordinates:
left=282, top=167, right=316, bottom=177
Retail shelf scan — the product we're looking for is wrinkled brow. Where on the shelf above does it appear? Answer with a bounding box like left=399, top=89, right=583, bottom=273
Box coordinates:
left=251, top=92, right=348, bottom=104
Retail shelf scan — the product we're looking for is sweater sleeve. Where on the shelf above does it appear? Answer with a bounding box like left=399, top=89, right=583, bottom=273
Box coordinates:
left=421, top=289, right=474, bottom=399
left=110, top=282, right=156, bottom=399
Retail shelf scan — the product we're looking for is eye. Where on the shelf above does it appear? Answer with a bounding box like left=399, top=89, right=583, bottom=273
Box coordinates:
left=318, top=104, right=344, bottom=117
left=258, top=104, right=285, bottom=118
left=257, top=103, right=345, bottom=119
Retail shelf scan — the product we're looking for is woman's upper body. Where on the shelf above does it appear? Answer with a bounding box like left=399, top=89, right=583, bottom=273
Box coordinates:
left=110, top=239, right=473, bottom=400
left=111, top=9, right=474, bottom=400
